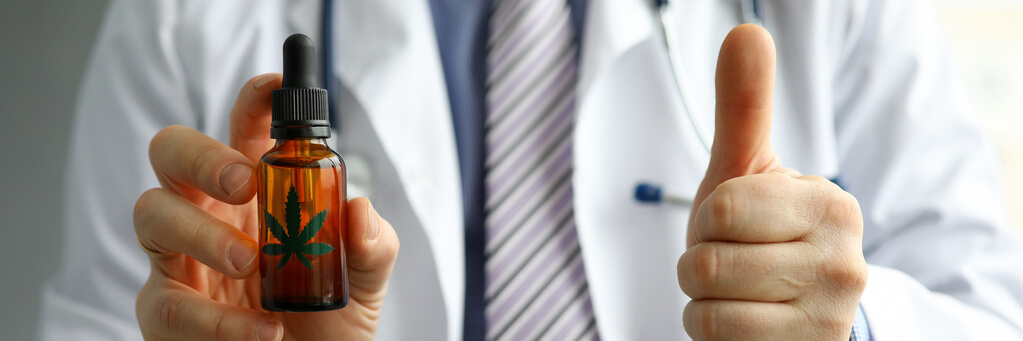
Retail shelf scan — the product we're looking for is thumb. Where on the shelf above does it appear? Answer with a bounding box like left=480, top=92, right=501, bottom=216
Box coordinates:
left=707, top=24, right=780, bottom=183
left=689, top=25, right=782, bottom=244
left=344, top=197, right=400, bottom=309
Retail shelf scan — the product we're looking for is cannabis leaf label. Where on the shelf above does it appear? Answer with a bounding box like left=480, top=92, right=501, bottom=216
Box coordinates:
left=262, top=185, right=335, bottom=269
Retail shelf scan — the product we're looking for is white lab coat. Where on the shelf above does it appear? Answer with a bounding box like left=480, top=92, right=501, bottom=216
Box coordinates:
left=38, top=0, right=1023, bottom=340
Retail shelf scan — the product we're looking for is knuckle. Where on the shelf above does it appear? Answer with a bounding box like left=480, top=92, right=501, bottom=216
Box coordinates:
left=692, top=245, right=721, bottom=289
left=824, top=189, right=863, bottom=234
left=697, top=302, right=720, bottom=339
left=190, top=217, right=210, bottom=244
left=191, top=144, right=223, bottom=183
left=846, top=258, right=869, bottom=294
left=134, top=188, right=164, bottom=232
left=709, top=189, right=735, bottom=236
left=188, top=216, right=221, bottom=257
left=819, top=254, right=868, bottom=294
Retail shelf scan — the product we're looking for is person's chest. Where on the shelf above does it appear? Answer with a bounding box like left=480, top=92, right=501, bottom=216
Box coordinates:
left=185, top=1, right=858, bottom=339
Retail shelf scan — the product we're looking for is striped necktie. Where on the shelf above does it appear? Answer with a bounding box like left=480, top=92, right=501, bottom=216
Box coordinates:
left=483, top=0, right=599, bottom=340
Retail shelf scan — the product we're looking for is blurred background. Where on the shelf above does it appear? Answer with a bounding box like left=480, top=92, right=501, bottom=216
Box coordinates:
left=0, top=1, right=1020, bottom=340
left=934, top=0, right=1023, bottom=229
left=0, top=2, right=110, bottom=341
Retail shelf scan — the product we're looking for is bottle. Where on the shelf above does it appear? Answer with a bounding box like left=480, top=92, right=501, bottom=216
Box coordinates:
left=257, top=33, right=348, bottom=312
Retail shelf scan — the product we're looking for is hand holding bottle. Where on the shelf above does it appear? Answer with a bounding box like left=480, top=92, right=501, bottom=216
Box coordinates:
left=133, top=73, right=400, bottom=341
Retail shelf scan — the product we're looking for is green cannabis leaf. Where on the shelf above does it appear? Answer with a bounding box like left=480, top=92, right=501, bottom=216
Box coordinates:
left=262, top=185, right=334, bottom=269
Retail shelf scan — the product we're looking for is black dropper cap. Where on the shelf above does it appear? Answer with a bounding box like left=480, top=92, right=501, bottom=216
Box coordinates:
left=271, top=34, right=330, bottom=139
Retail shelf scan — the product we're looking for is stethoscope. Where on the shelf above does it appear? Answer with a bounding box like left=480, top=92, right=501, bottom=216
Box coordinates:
left=319, top=0, right=763, bottom=206
left=635, top=0, right=762, bottom=206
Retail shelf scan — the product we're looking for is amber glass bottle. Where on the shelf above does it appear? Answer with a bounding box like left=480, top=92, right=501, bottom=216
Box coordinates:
left=257, top=34, right=348, bottom=312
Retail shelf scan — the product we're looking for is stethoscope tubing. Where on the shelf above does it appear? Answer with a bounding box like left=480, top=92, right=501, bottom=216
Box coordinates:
left=647, top=0, right=762, bottom=205
left=657, top=0, right=762, bottom=153
left=322, top=0, right=338, bottom=130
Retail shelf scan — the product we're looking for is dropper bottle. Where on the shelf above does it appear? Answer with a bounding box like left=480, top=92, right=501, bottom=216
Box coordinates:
left=257, top=33, right=349, bottom=312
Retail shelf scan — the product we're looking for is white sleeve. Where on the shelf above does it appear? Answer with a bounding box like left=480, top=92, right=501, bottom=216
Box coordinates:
left=37, top=1, right=195, bottom=340
left=833, top=0, right=1023, bottom=339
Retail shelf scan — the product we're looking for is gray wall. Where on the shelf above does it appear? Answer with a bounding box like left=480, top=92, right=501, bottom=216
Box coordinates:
left=0, top=1, right=109, bottom=340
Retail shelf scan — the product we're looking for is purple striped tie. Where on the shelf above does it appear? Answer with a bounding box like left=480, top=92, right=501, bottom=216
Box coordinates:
left=483, top=0, right=599, bottom=340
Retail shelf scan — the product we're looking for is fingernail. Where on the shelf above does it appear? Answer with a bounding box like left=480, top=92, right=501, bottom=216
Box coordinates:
left=221, top=163, right=253, bottom=196
left=256, top=320, right=282, bottom=341
left=229, top=239, right=257, bottom=272
left=366, top=201, right=380, bottom=241
left=253, top=73, right=280, bottom=90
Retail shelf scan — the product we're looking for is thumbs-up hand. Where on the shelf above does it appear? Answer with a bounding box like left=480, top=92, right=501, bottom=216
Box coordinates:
left=676, top=25, right=867, bottom=340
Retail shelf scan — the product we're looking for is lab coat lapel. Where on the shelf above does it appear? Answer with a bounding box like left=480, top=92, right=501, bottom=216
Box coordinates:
left=289, top=1, right=466, bottom=339
left=577, top=0, right=656, bottom=96
left=576, top=0, right=659, bottom=338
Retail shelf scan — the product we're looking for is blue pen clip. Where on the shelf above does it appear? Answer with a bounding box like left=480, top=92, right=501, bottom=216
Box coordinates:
left=634, top=182, right=692, bottom=206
